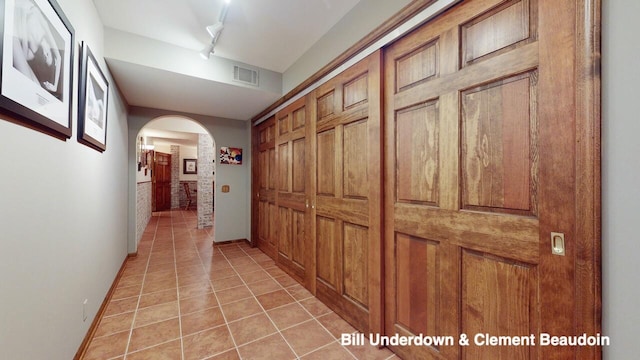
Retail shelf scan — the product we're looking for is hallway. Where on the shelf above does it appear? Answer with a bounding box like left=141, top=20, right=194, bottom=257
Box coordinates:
left=82, top=210, right=398, bottom=359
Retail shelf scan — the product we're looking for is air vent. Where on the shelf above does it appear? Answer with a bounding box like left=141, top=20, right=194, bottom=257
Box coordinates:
left=233, top=65, right=259, bottom=86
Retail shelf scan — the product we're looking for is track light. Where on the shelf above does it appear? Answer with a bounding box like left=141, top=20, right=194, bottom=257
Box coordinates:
left=206, top=22, right=224, bottom=38
left=200, top=0, right=230, bottom=60
left=200, top=43, right=214, bottom=59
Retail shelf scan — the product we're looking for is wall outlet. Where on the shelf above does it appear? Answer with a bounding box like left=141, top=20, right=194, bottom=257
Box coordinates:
left=83, top=299, right=88, bottom=322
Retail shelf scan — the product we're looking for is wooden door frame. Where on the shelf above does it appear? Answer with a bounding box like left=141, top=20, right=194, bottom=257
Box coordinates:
left=251, top=119, right=259, bottom=247
left=573, top=1, right=601, bottom=356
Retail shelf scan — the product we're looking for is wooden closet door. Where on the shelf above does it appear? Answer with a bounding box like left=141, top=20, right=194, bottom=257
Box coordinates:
left=275, top=97, right=313, bottom=286
left=313, top=50, right=382, bottom=334
left=253, top=116, right=277, bottom=259
left=384, top=0, right=596, bottom=359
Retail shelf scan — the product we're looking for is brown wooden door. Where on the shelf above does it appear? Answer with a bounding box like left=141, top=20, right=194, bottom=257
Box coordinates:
left=313, top=51, right=383, bottom=334
left=275, top=97, right=313, bottom=285
left=153, top=151, right=171, bottom=211
left=253, top=116, right=277, bottom=259
left=383, top=0, right=598, bottom=359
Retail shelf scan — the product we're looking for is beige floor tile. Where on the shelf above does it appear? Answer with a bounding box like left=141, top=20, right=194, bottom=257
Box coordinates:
left=220, top=297, right=263, bottom=322
left=94, top=311, right=135, bottom=337
left=246, top=278, right=282, bottom=296
left=128, top=318, right=180, bottom=353
left=215, top=285, right=252, bottom=304
left=300, top=297, right=332, bottom=317
left=178, top=282, right=213, bottom=298
left=300, top=342, right=356, bottom=360
left=267, top=302, right=313, bottom=330
left=205, top=348, right=241, bottom=360
left=317, top=312, right=358, bottom=339
left=227, top=313, right=277, bottom=346
left=83, top=330, right=130, bottom=360
left=142, top=277, right=177, bottom=294
left=133, top=301, right=179, bottom=328
left=179, top=292, right=218, bottom=315
left=238, top=269, right=271, bottom=284
left=180, top=306, right=225, bottom=336
left=211, top=275, right=244, bottom=291
left=255, top=289, right=295, bottom=311
left=126, top=339, right=182, bottom=360
left=236, top=333, right=296, bottom=360
left=182, top=325, right=235, bottom=360
left=139, top=288, right=178, bottom=309
left=104, top=296, right=138, bottom=317
left=280, top=319, right=335, bottom=356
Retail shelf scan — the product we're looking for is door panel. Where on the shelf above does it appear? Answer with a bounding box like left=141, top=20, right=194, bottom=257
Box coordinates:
left=153, top=151, right=171, bottom=211
left=461, top=250, right=535, bottom=360
left=275, top=97, right=311, bottom=284
left=384, top=0, right=579, bottom=358
left=314, top=51, right=382, bottom=334
left=254, top=117, right=276, bottom=259
left=461, top=72, right=537, bottom=215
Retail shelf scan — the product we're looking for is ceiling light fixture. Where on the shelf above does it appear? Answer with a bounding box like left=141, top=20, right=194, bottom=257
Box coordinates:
left=200, top=43, right=215, bottom=59
left=200, top=1, right=231, bottom=60
left=206, top=22, right=224, bottom=38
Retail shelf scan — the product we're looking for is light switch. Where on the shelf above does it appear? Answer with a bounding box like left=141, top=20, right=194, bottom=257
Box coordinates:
left=222, top=185, right=230, bottom=193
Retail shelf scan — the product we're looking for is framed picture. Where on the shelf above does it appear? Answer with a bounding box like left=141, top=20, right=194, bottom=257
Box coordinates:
left=0, top=0, right=75, bottom=139
left=220, top=146, right=242, bottom=165
left=78, top=42, right=108, bottom=151
left=183, top=158, right=197, bottom=174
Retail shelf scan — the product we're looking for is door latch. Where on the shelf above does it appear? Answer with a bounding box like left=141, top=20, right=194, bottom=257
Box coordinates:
left=551, top=232, right=565, bottom=256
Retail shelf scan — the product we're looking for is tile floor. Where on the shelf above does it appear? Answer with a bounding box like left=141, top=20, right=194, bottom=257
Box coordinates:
left=83, top=210, right=399, bottom=360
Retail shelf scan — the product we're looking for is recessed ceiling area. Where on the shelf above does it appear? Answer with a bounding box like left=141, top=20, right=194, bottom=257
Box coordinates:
left=92, top=0, right=362, bottom=120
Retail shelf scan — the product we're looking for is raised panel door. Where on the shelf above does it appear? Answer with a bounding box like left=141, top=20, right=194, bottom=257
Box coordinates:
left=313, top=50, right=382, bottom=334
left=384, top=0, right=598, bottom=359
left=253, top=116, right=277, bottom=259
left=275, top=97, right=313, bottom=285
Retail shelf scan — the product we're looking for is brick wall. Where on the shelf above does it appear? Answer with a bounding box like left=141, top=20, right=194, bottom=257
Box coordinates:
left=170, top=145, right=180, bottom=209
left=197, top=134, right=214, bottom=229
left=136, top=181, right=152, bottom=244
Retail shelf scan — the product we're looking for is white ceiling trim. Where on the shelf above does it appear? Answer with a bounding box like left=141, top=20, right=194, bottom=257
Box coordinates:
left=253, top=0, right=461, bottom=126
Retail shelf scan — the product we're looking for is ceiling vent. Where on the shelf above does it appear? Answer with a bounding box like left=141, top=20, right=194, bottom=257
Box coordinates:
left=233, top=65, right=259, bottom=86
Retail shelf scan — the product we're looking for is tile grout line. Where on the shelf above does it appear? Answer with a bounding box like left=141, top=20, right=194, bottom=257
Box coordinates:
left=183, top=209, right=243, bottom=359
left=122, top=212, right=161, bottom=359
left=234, top=245, right=362, bottom=360
left=234, top=243, right=340, bottom=359
left=171, top=210, right=186, bottom=360
left=93, top=210, right=392, bottom=360
left=215, top=245, right=298, bottom=359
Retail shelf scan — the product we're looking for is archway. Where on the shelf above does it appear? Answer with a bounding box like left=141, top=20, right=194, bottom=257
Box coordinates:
left=130, top=115, right=217, bottom=253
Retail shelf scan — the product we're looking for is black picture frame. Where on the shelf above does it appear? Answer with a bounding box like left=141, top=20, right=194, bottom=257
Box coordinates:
left=0, top=0, right=75, bottom=139
left=78, top=42, right=108, bottom=151
left=183, top=158, right=197, bottom=174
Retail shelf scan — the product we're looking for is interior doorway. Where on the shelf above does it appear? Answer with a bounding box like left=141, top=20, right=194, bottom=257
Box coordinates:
left=152, top=151, right=171, bottom=211
left=135, top=116, right=217, bottom=246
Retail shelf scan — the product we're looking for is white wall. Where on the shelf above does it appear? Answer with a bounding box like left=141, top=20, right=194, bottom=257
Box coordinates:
left=128, top=107, right=250, bottom=244
left=602, top=1, right=640, bottom=358
left=0, top=0, right=129, bottom=358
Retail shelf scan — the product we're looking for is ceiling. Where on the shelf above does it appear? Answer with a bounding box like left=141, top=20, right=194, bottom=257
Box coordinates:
left=92, top=0, right=362, bottom=123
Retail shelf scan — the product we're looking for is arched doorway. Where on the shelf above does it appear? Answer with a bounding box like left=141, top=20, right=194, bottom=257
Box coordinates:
left=131, top=115, right=216, bottom=252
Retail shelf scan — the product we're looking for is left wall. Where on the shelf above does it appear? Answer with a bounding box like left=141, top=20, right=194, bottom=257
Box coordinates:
left=0, top=0, right=129, bottom=358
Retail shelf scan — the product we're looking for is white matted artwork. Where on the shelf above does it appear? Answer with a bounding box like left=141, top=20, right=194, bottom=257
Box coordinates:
left=0, top=0, right=75, bottom=138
